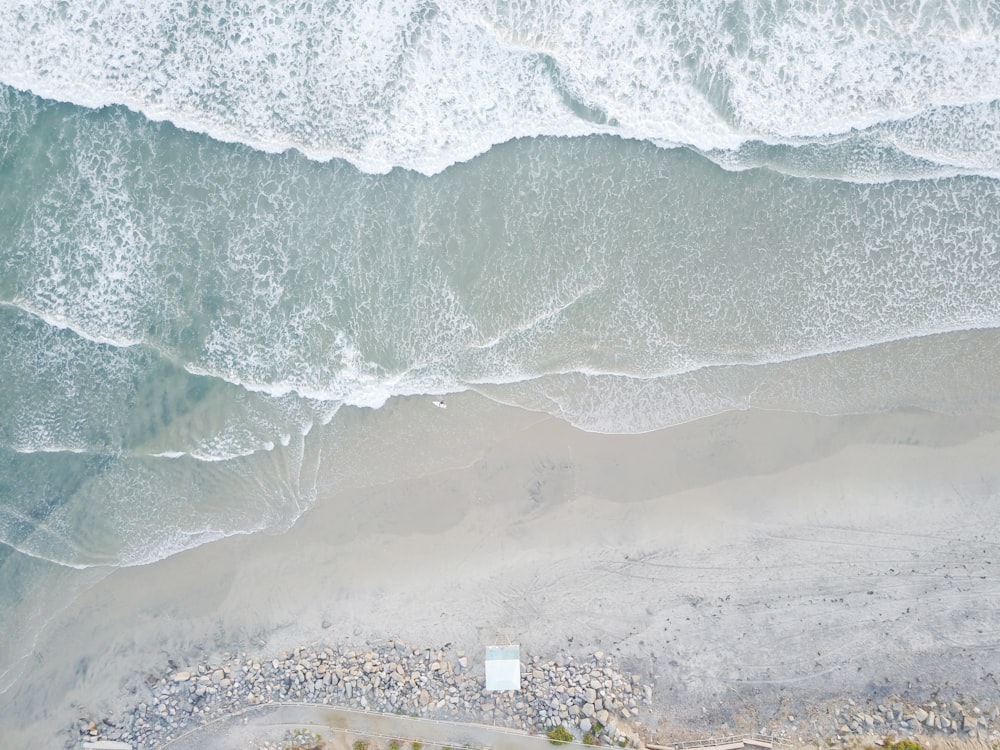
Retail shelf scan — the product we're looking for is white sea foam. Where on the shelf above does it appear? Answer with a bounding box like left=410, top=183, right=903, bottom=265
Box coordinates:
left=1, top=301, right=144, bottom=350
left=0, top=0, right=998, bottom=177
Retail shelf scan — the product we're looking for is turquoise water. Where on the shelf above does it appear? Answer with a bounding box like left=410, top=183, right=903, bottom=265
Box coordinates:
left=1, top=0, right=999, bottom=700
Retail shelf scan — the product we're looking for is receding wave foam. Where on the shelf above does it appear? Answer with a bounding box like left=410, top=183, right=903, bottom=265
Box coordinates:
left=0, top=0, right=998, bottom=178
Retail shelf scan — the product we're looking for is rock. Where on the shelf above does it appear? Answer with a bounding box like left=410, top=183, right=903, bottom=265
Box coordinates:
left=583, top=703, right=596, bottom=718
left=171, top=672, right=191, bottom=683
left=581, top=718, right=593, bottom=733
left=915, top=708, right=929, bottom=723
left=211, top=670, right=224, bottom=684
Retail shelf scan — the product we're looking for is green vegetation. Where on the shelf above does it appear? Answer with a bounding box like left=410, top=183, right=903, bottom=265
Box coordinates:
left=548, top=726, right=574, bottom=745
left=389, top=741, right=402, bottom=750
left=880, top=741, right=923, bottom=750
left=353, top=740, right=370, bottom=750
left=583, top=732, right=600, bottom=745
left=412, top=743, right=423, bottom=750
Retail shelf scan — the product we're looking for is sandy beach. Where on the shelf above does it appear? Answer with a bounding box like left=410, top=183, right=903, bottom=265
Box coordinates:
left=2, top=391, right=1000, bottom=748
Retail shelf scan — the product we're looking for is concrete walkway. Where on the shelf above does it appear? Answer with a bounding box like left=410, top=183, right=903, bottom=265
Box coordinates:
left=160, top=702, right=591, bottom=750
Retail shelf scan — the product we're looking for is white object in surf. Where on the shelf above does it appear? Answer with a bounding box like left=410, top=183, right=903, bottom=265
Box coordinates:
left=432, top=399, right=447, bottom=409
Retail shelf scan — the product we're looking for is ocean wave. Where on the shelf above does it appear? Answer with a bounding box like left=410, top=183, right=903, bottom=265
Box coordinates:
left=0, top=300, right=146, bottom=350
left=1, top=0, right=999, bottom=178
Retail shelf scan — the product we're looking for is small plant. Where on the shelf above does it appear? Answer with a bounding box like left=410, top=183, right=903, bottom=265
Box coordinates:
left=353, top=740, right=370, bottom=750
left=412, top=743, right=423, bottom=750
left=883, top=741, right=923, bottom=750
left=548, top=726, right=574, bottom=745
left=583, top=733, right=600, bottom=746
left=389, top=741, right=402, bottom=750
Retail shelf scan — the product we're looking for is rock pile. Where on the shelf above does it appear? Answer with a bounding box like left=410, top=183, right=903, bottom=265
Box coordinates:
left=74, top=642, right=651, bottom=749
left=829, top=697, right=1000, bottom=740
left=775, top=696, right=1000, bottom=746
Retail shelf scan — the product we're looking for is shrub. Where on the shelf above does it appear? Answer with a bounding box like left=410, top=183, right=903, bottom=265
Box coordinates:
left=353, top=741, right=370, bottom=750
left=548, top=726, right=574, bottom=745
left=583, top=733, right=600, bottom=745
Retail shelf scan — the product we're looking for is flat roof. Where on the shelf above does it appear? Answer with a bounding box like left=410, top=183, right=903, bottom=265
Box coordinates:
left=484, top=645, right=521, bottom=691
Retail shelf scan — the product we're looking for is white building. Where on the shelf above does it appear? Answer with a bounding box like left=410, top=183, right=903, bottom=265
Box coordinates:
left=484, top=645, right=521, bottom=691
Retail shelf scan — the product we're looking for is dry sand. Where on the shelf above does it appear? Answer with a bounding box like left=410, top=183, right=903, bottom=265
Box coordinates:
left=3, top=393, right=1000, bottom=747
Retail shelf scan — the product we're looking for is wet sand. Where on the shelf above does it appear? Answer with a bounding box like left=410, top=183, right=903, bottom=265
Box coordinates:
left=3, top=394, right=1000, bottom=747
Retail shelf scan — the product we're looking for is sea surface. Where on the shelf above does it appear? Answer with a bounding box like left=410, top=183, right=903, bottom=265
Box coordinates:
left=1, top=0, right=1000, bottom=705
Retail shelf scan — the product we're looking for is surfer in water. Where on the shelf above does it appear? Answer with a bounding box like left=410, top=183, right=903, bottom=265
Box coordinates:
left=432, top=399, right=447, bottom=409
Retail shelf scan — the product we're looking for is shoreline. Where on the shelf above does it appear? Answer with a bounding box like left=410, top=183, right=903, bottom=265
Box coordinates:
left=3, top=395, right=1000, bottom=748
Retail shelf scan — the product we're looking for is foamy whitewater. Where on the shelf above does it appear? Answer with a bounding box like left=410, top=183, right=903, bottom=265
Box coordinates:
left=1, top=0, right=999, bottom=638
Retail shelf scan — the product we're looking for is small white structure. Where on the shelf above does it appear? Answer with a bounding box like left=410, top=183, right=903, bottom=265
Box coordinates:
left=484, top=645, right=521, bottom=691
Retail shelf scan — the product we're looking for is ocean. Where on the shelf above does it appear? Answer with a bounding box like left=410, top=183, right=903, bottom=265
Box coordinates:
left=1, top=0, right=1000, bottom=723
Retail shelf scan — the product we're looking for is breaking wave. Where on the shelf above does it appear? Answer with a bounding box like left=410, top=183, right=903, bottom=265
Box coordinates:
left=0, top=0, right=999, bottom=178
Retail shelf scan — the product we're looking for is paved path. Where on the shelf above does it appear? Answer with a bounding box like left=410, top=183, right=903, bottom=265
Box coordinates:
left=161, top=702, right=584, bottom=750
